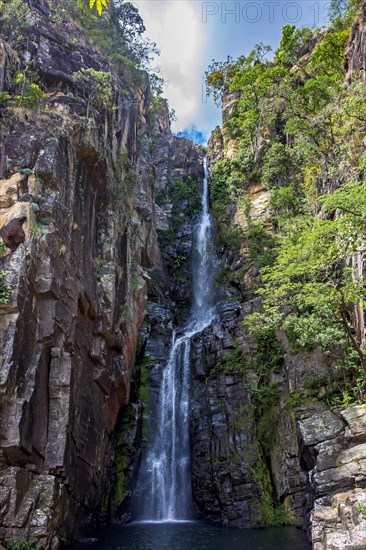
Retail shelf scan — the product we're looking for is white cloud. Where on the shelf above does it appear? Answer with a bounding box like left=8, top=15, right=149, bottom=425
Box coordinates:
left=134, top=0, right=207, bottom=132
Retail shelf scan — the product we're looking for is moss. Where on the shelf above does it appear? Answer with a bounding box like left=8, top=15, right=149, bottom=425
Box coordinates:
left=139, top=362, right=150, bottom=405
left=137, top=351, right=158, bottom=443
left=109, top=405, right=136, bottom=517
left=206, top=343, right=251, bottom=380
left=254, top=329, right=284, bottom=376
left=161, top=252, right=189, bottom=284
left=111, top=453, right=128, bottom=509
left=138, top=351, right=157, bottom=406
left=217, top=226, right=242, bottom=253
left=250, top=442, right=288, bottom=527
left=31, top=223, right=47, bottom=237
left=354, top=503, right=366, bottom=520
left=0, top=270, right=11, bottom=304
left=230, top=403, right=287, bottom=526
left=248, top=385, right=280, bottom=456
left=114, top=148, right=137, bottom=208
left=4, top=539, right=41, bottom=550
left=304, top=374, right=328, bottom=392
left=157, top=228, right=175, bottom=248
left=157, top=177, right=201, bottom=231
left=156, top=187, right=169, bottom=206
left=156, top=177, right=201, bottom=286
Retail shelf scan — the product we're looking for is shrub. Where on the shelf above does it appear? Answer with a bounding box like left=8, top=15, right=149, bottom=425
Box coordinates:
left=13, top=72, right=43, bottom=108
left=73, top=68, right=114, bottom=116
left=0, top=270, right=10, bottom=304
left=4, top=538, right=41, bottom=550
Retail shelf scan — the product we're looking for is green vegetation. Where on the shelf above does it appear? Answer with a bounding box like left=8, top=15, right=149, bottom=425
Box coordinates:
left=156, top=177, right=201, bottom=230
left=206, top=0, right=366, bottom=402
left=110, top=406, right=136, bottom=516
left=208, top=330, right=283, bottom=457
left=0, top=0, right=162, bottom=124
left=73, top=68, right=113, bottom=116
left=274, top=25, right=314, bottom=66
left=4, top=538, right=41, bottom=550
left=0, top=66, right=44, bottom=110
left=89, top=0, right=110, bottom=16
left=0, top=0, right=30, bottom=40
left=354, top=502, right=366, bottom=520
left=207, top=343, right=249, bottom=379
left=245, top=183, right=366, bottom=378
left=245, top=329, right=283, bottom=455
left=250, top=448, right=287, bottom=527
left=115, top=147, right=138, bottom=205
left=31, top=224, right=47, bottom=237
left=66, top=0, right=158, bottom=72
left=138, top=350, right=156, bottom=407
left=0, top=270, right=11, bottom=304
left=13, top=72, right=43, bottom=107
left=156, top=177, right=201, bottom=283
left=112, top=452, right=128, bottom=508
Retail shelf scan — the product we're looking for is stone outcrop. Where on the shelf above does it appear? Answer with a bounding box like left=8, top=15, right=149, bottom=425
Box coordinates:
left=190, top=302, right=266, bottom=527
left=204, top=3, right=366, bottom=537
left=152, top=104, right=203, bottom=192
left=312, top=489, right=366, bottom=550
left=0, top=2, right=203, bottom=547
left=0, top=216, right=27, bottom=251
left=207, top=127, right=224, bottom=167
left=345, top=0, right=366, bottom=81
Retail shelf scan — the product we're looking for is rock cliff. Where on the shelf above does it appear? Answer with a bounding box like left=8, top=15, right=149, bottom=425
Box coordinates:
left=204, top=2, right=366, bottom=546
left=0, top=1, right=202, bottom=546
left=4, top=0, right=366, bottom=548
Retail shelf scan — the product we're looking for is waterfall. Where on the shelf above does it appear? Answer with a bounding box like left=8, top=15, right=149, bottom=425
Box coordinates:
left=135, top=157, right=215, bottom=522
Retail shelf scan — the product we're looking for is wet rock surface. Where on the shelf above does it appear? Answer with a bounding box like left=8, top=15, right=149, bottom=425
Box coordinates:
left=189, top=303, right=265, bottom=527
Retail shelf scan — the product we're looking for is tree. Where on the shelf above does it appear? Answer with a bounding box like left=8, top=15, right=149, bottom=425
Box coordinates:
left=73, top=68, right=113, bottom=116
left=111, top=1, right=145, bottom=40
left=245, top=180, right=366, bottom=379
left=106, top=1, right=158, bottom=67
left=308, top=28, right=350, bottom=79
left=274, top=24, right=313, bottom=66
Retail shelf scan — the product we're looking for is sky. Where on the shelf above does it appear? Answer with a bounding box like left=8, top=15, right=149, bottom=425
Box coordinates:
left=134, top=0, right=330, bottom=144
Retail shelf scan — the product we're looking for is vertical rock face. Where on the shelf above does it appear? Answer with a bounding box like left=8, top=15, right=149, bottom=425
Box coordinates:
left=190, top=303, right=268, bottom=527
left=0, top=3, right=202, bottom=547
left=205, top=118, right=366, bottom=536
left=345, top=0, right=366, bottom=81
left=203, top=1, right=366, bottom=542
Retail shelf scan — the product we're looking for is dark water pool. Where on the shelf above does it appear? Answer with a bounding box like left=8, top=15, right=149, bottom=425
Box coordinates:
left=70, top=521, right=311, bottom=550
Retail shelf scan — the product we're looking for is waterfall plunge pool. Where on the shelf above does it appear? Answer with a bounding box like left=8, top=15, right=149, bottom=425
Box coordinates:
left=70, top=522, right=311, bottom=550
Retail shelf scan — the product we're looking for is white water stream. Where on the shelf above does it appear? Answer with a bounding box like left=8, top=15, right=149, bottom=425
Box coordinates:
left=135, top=157, right=216, bottom=521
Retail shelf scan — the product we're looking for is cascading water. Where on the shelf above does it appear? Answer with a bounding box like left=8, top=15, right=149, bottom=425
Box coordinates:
left=135, top=157, right=216, bottom=521
left=72, top=158, right=311, bottom=550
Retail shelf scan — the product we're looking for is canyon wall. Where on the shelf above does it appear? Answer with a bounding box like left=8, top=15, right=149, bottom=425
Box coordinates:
left=3, top=1, right=366, bottom=549
left=0, top=1, right=202, bottom=546
left=201, top=4, right=366, bottom=548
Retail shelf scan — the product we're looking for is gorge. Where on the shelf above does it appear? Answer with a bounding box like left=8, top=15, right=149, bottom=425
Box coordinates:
left=3, top=0, right=366, bottom=549
left=133, top=158, right=216, bottom=522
